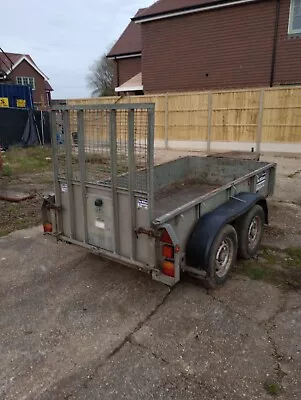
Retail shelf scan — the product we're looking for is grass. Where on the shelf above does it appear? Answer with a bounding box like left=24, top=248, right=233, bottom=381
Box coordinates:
left=236, top=247, right=301, bottom=289
left=264, top=382, right=282, bottom=396
left=2, top=164, right=12, bottom=177
left=1, top=146, right=52, bottom=176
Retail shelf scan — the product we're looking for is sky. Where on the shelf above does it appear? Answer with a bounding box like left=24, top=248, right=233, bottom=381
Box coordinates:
left=1, top=0, right=152, bottom=99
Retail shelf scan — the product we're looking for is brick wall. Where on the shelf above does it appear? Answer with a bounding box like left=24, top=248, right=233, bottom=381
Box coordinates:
left=142, top=0, right=301, bottom=93
left=115, top=57, right=141, bottom=87
left=274, top=0, right=301, bottom=85
left=10, top=60, right=48, bottom=105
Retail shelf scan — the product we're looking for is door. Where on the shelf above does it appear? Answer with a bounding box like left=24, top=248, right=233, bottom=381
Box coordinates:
left=51, top=103, right=155, bottom=265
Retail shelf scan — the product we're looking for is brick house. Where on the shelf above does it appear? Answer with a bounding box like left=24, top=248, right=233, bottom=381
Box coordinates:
left=0, top=51, right=53, bottom=106
left=107, top=9, right=145, bottom=94
left=108, top=0, right=301, bottom=94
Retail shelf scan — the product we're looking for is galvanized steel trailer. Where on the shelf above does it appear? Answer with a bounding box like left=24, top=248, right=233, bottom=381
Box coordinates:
left=43, top=103, right=277, bottom=288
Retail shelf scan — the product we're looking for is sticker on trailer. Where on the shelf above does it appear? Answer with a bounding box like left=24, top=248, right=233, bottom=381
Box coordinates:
left=137, top=199, right=148, bottom=210
left=256, top=172, right=266, bottom=192
left=61, top=183, right=68, bottom=193
left=95, top=220, right=105, bottom=229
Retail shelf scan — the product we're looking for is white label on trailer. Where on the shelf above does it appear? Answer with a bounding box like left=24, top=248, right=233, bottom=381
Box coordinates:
left=137, top=199, right=148, bottom=210
left=95, top=220, right=105, bottom=229
left=256, top=172, right=266, bottom=192
left=61, top=183, right=68, bottom=193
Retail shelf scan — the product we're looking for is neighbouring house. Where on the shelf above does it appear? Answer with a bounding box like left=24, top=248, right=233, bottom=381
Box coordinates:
left=107, top=9, right=145, bottom=94
left=0, top=50, right=53, bottom=106
left=108, top=0, right=301, bottom=94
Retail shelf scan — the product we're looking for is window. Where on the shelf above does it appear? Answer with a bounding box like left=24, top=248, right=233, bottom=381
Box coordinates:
left=289, top=0, right=301, bottom=34
left=16, top=76, right=36, bottom=90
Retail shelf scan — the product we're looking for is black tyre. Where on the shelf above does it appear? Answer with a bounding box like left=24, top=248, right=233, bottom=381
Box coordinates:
left=235, top=205, right=265, bottom=260
left=204, top=224, right=238, bottom=289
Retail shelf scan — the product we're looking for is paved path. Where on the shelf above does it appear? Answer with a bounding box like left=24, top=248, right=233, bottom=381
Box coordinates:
left=0, top=228, right=300, bottom=399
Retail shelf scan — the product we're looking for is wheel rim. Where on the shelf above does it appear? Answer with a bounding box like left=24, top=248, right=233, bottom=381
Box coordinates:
left=215, top=238, right=234, bottom=278
left=248, top=216, right=262, bottom=250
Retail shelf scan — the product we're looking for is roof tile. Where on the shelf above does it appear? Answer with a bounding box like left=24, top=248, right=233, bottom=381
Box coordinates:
left=134, top=0, right=238, bottom=20
left=107, top=9, right=146, bottom=57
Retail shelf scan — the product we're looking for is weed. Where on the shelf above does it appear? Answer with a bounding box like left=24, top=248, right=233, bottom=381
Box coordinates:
left=286, top=248, right=301, bottom=267
left=2, top=164, right=12, bottom=177
left=264, top=382, right=281, bottom=396
left=3, top=146, right=52, bottom=175
left=236, top=247, right=301, bottom=288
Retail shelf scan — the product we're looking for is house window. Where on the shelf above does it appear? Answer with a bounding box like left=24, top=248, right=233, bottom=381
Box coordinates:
left=289, top=0, right=301, bottom=34
left=16, top=76, right=36, bottom=90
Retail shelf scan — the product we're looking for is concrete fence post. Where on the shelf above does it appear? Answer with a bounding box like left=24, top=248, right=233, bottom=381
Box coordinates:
left=164, top=93, right=169, bottom=149
left=207, top=92, right=213, bottom=153
left=256, top=89, right=265, bottom=154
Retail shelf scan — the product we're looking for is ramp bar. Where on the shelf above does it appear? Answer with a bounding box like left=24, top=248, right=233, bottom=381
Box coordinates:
left=109, top=110, right=120, bottom=253
left=77, top=110, right=88, bottom=243
left=63, top=110, right=76, bottom=239
left=127, top=109, right=136, bottom=260
left=50, top=110, right=63, bottom=233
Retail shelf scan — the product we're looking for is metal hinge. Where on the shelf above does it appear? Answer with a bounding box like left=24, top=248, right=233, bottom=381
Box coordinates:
left=135, top=227, right=157, bottom=238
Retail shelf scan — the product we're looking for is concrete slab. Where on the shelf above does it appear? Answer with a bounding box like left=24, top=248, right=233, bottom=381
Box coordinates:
left=212, top=275, right=283, bottom=323
left=133, top=283, right=277, bottom=400
left=0, top=229, right=300, bottom=399
left=0, top=230, right=168, bottom=400
left=0, top=189, right=35, bottom=202
left=269, top=308, right=301, bottom=400
left=50, top=343, right=218, bottom=400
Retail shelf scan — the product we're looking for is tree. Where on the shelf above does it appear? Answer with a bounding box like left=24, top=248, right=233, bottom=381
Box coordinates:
left=87, top=54, right=115, bottom=97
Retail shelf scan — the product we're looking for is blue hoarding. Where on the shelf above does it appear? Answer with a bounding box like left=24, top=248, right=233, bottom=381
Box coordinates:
left=0, top=84, right=33, bottom=109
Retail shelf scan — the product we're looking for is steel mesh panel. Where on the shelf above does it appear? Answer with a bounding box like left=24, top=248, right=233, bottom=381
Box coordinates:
left=55, top=110, right=66, bottom=179
left=83, top=109, right=111, bottom=183
left=53, top=105, right=152, bottom=196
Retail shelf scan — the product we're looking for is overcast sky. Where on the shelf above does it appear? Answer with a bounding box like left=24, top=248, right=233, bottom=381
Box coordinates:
left=1, top=0, right=151, bottom=99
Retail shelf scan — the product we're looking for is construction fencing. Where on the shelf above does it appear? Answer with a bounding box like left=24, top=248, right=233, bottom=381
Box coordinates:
left=67, top=86, right=301, bottom=153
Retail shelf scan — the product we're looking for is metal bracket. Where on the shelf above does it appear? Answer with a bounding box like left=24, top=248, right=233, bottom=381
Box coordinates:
left=135, top=227, right=157, bottom=238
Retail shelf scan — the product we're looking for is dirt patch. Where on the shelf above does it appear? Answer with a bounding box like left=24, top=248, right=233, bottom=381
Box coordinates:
left=0, top=173, right=53, bottom=237
left=236, top=247, right=301, bottom=289
left=0, top=146, right=54, bottom=237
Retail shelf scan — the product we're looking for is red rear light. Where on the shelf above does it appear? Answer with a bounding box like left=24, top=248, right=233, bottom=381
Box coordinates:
left=162, top=245, right=174, bottom=259
left=43, top=223, right=52, bottom=233
left=162, top=261, right=175, bottom=277
left=161, top=229, right=173, bottom=244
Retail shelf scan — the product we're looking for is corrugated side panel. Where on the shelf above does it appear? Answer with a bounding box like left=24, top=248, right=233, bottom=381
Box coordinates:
left=0, top=84, right=33, bottom=109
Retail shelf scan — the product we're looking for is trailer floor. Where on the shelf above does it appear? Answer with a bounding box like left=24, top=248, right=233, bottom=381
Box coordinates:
left=154, top=181, right=220, bottom=219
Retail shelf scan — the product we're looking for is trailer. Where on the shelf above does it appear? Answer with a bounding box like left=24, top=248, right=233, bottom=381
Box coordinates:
left=42, top=103, right=277, bottom=288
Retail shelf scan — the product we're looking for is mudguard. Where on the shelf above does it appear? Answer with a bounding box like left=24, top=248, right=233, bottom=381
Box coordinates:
left=186, top=192, right=268, bottom=270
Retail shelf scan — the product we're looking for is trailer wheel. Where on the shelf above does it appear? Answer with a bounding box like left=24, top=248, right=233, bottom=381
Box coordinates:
left=204, top=224, right=238, bottom=289
left=236, top=205, right=264, bottom=260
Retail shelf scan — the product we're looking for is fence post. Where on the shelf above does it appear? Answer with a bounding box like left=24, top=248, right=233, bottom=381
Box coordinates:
left=256, top=89, right=264, bottom=154
left=207, top=92, right=213, bottom=153
left=164, top=93, right=169, bottom=149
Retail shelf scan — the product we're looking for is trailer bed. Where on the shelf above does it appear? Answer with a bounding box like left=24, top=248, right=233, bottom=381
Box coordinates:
left=154, top=181, right=220, bottom=218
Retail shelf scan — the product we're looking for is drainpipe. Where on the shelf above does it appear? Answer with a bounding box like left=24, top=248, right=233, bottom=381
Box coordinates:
left=270, top=0, right=280, bottom=87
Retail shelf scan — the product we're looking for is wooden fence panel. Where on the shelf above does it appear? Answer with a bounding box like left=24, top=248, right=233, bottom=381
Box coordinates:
left=168, top=93, right=208, bottom=140
left=211, top=90, right=260, bottom=142
left=66, top=86, right=301, bottom=150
